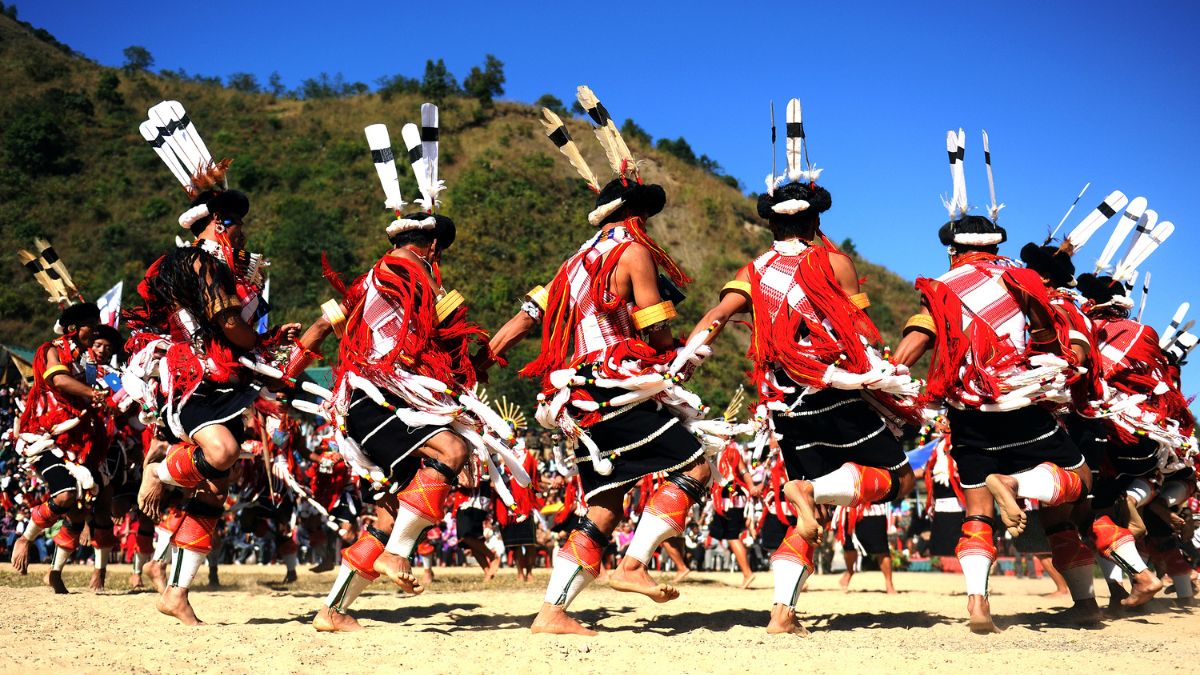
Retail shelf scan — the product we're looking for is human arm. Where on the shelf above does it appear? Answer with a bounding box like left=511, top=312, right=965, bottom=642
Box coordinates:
left=43, top=348, right=104, bottom=404
left=893, top=305, right=935, bottom=367
left=686, top=266, right=752, bottom=344
left=618, top=244, right=675, bottom=353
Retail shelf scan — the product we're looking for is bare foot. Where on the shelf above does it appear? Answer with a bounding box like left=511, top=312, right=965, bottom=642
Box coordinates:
left=985, top=474, right=1026, bottom=537
left=145, top=560, right=167, bottom=594
left=530, top=603, right=597, bottom=636
left=839, top=571, right=852, bottom=592
left=966, top=594, right=1000, bottom=634
left=1057, top=599, right=1102, bottom=626
left=157, top=587, right=203, bottom=626
left=128, top=573, right=145, bottom=590
left=10, top=538, right=31, bottom=574
left=608, top=562, right=679, bottom=603
left=673, top=568, right=692, bottom=584
left=313, top=606, right=364, bottom=632
left=483, top=555, right=500, bottom=582
left=766, top=604, right=810, bottom=635
left=373, top=552, right=424, bottom=594
left=47, top=570, right=69, bottom=594
left=1041, top=588, right=1070, bottom=598
left=885, top=585, right=898, bottom=595
left=421, top=568, right=434, bottom=588
left=138, top=464, right=165, bottom=520
left=89, top=568, right=106, bottom=591
left=740, top=573, right=756, bottom=590
left=1122, top=570, right=1163, bottom=607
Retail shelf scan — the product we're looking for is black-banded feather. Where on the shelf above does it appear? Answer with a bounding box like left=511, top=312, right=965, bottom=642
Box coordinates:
left=539, top=108, right=599, bottom=192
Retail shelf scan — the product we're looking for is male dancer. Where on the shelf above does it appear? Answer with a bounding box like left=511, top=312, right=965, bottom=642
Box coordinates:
left=11, top=300, right=108, bottom=594
left=893, top=130, right=1097, bottom=632
left=125, top=101, right=299, bottom=624
left=486, top=88, right=718, bottom=635
left=710, top=441, right=759, bottom=589
left=685, top=99, right=918, bottom=635
left=310, top=106, right=520, bottom=631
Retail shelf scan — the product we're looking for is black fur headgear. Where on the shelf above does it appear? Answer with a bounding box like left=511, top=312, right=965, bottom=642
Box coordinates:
left=1076, top=273, right=1130, bottom=306
left=1020, top=243, right=1076, bottom=287
left=588, top=178, right=666, bottom=226
left=756, top=181, right=832, bottom=223
left=938, top=215, right=1007, bottom=248
left=59, top=302, right=100, bottom=331
left=188, top=189, right=250, bottom=236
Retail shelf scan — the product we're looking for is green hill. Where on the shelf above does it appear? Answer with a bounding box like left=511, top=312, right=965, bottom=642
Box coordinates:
left=0, top=12, right=921, bottom=411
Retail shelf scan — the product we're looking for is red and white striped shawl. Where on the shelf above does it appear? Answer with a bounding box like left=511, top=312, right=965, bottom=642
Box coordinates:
left=935, top=261, right=1027, bottom=352
left=563, top=227, right=637, bottom=365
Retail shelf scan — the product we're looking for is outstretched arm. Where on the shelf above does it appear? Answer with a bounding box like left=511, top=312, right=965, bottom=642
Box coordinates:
left=687, top=268, right=752, bottom=344
left=44, top=348, right=103, bottom=403
left=488, top=311, right=537, bottom=361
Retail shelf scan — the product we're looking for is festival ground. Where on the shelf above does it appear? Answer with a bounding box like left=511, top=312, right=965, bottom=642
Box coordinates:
left=0, top=566, right=1194, bottom=673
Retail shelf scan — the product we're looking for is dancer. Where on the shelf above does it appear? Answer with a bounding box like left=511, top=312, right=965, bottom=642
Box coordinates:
left=310, top=104, right=524, bottom=631
left=893, top=130, right=1097, bottom=632
left=710, top=441, right=759, bottom=589
left=125, top=101, right=299, bottom=624
left=685, top=99, right=919, bottom=634
left=486, top=87, right=721, bottom=636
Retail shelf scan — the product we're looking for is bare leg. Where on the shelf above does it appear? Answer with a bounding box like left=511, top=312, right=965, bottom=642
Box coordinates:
left=662, top=539, right=692, bottom=584
left=985, top=474, right=1026, bottom=537
left=840, top=548, right=857, bottom=591
left=878, top=553, right=897, bottom=594
left=729, top=538, right=756, bottom=589
left=1038, top=554, right=1069, bottom=597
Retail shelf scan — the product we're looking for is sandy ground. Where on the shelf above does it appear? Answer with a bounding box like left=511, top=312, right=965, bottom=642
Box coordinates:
left=0, top=563, right=1195, bottom=674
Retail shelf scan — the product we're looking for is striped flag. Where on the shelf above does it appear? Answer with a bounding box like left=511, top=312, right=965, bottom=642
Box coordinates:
left=97, top=281, right=123, bottom=327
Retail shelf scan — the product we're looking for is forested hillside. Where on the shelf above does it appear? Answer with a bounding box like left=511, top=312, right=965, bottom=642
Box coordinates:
left=0, top=10, right=921, bottom=410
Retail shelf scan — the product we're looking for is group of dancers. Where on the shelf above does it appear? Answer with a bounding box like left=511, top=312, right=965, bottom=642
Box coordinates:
left=6, top=88, right=1196, bottom=636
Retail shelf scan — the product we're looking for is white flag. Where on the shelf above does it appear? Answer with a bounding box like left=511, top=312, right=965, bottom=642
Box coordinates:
left=97, top=281, right=123, bottom=328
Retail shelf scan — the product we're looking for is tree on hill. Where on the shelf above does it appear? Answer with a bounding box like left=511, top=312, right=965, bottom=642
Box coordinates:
left=378, top=73, right=419, bottom=102
left=463, top=54, right=505, bottom=107
left=122, top=45, right=153, bottom=74
left=95, top=72, right=124, bottom=108
left=420, top=59, right=461, bottom=102
left=227, top=72, right=261, bottom=93
left=656, top=136, right=697, bottom=165
left=620, top=118, right=652, bottom=146
left=535, top=94, right=568, bottom=117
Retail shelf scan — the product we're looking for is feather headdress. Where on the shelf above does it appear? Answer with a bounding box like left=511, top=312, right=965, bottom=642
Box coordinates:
left=365, top=103, right=447, bottom=235
left=139, top=101, right=234, bottom=230
left=937, top=129, right=1008, bottom=247
left=18, top=238, right=81, bottom=306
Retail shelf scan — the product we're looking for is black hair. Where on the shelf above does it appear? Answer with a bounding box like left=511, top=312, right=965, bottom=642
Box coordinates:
left=756, top=182, right=832, bottom=240
left=149, top=246, right=238, bottom=343
left=595, top=178, right=667, bottom=225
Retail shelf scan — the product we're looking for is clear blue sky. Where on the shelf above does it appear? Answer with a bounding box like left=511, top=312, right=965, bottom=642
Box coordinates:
left=15, top=0, right=1200, bottom=395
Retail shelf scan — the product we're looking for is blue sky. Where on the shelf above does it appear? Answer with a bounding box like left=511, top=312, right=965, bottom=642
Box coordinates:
left=15, top=0, right=1200, bottom=394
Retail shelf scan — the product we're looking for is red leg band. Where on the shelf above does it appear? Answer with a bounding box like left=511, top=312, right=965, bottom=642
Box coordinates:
left=1043, top=463, right=1083, bottom=506
left=163, top=443, right=205, bottom=489
left=396, top=469, right=451, bottom=523
left=771, top=528, right=815, bottom=568
left=644, top=482, right=694, bottom=533
left=136, top=534, right=154, bottom=556
left=557, top=529, right=604, bottom=577
left=53, top=526, right=81, bottom=551
left=90, top=526, right=116, bottom=550
left=1049, top=529, right=1094, bottom=571
left=1092, top=515, right=1134, bottom=556
left=956, top=519, right=996, bottom=560
left=849, top=464, right=894, bottom=507
left=31, top=502, right=59, bottom=529
left=342, top=531, right=384, bottom=580
left=172, top=514, right=218, bottom=554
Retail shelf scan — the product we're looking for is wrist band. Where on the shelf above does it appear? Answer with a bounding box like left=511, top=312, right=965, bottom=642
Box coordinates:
left=321, top=299, right=346, bottom=337
left=720, top=280, right=752, bottom=300
left=42, top=364, right=69, bottom=380
left=525, top=285, right=549, bottom=312
left=436, top=289, right=465, bottom=324
left=849, top=292, right=870, bottom=310
left=903, top=314, right=936, bottom=336
left=633, top=301, right=677, bottom=331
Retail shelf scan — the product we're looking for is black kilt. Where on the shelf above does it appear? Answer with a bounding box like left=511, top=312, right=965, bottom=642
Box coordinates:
left=572, top=380, right=704, bottom=501
left=773, top=387, right=908, bottom=482
left=852, top=514, right=890, bottom=555
left=169, top=383, right=253, bottom=442
left=344, top=388, right=452, bottom=488
left=709, top=508, right=746, bottom=541
left=947, top=406, right=1084, bottom=489
left=456, top=507, right=488, bottom=540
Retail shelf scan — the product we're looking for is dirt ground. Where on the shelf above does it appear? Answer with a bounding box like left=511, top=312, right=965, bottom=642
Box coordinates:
left=0, top=563, right=1194, bottom=674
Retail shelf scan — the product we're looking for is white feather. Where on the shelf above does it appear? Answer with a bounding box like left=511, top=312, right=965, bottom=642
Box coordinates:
left=1114, top=221, right=1174, bottom=281
left=1095, top=196, right=1146, bottom=271
left=1159, top=302, right=1190, bottom=348
left=1066, top=190, right=1128, bottom=251
left=364, top=124, right=405, bottom=211
left=785, top=98, right=803, bottom=181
